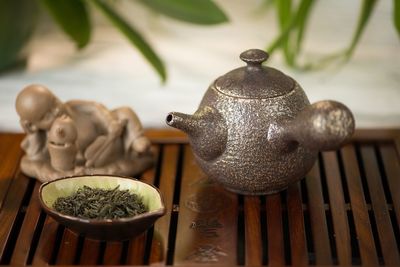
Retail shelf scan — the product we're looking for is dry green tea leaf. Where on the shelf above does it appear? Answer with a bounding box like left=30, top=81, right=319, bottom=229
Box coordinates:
left=53, top=185, right=147, bottom=219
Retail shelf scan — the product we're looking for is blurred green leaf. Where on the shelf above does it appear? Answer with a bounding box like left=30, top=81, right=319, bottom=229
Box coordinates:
left=345, top=0, right=377, bottom=59
left=40, top=0, right=91, bottom=48
left=92, top=0, right=166, bottom=82
left=139, top=0, right=228, bottom=25
left=269, top=0, right=315, bottom=66
left=0, top=0, right=38, bottom=71
left=268, top=0, right=380, bottom=70
left=275, top=0, right=294, bottom=64
left=276, top=0, right=292, bottom=29
left=298, top=0, right=377, bottom=70
left=294, top=0, right=315, bottom=54
left=266, top=18, right=294, bottom=55
left=394, top=0, right=400, bottom=36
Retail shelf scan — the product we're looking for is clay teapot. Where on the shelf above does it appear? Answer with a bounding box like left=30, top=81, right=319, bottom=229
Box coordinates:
left=166, top=49, right=355, bottom=195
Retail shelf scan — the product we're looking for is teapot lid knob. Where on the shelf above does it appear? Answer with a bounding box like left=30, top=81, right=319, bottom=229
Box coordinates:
left=240, top=49, right=269, bottom=66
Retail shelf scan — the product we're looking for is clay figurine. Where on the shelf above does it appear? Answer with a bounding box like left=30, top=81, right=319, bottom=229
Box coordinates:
left=167, top=49, right=355, bottom=195
left=16, top=84, right=153, bottom=182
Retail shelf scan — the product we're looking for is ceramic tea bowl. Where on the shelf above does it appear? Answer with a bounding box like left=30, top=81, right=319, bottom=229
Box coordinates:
left=39, top=175, right=165, bottom=240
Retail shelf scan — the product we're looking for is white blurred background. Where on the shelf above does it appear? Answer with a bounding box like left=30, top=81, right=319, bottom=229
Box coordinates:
left=0, top=0, right=399, bottom=132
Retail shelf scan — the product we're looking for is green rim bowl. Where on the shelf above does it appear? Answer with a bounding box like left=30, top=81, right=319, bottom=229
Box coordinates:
left=39, top=175, right=166, bottom=241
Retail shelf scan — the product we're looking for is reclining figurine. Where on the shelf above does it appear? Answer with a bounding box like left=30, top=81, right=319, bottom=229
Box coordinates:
left=15, top=84, right=154, bottom=182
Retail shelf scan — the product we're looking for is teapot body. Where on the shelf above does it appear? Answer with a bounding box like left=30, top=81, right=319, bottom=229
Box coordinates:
left=193, top=82, right=315, bottom=195
left=167, top=49, right=355, bottom=195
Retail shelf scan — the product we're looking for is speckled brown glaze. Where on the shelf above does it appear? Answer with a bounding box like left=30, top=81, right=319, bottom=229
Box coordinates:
left=167, top=49, right=355, bottom=195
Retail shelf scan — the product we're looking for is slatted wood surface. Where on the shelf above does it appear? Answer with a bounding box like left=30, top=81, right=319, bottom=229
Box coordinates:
left=0, top=130, right=399, bottom=266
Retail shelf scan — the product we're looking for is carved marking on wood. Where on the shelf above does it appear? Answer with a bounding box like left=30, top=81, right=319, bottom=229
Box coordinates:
left=190, top=218, right=223, bottom=238
left=186, top=244, right=227, bottom=263
left=185, top=186, right=231, bottom=213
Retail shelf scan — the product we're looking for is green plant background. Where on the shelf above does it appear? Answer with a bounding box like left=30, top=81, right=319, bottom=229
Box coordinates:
left=0, top=0, right=399, bottom=81
left=0, top=0, right=39, bottom=70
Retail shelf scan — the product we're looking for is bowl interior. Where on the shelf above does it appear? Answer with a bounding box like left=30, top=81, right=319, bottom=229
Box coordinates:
left=41, top=175, right=164, bottom=216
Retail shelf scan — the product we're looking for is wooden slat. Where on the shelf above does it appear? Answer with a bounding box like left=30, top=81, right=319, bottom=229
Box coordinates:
left=79, top=239, right=100, bottom=265
left=32, top=216, right=60, bottom=265
left=0, top=134, right=25, bottom=262
left=148, top=230, right=164, bottom=264
left=0, top=129, right=389, bottom=145
left=102, top=242, right=123, bottom=265
left=287, top=183, right=308, bottom=266
left=341, top=145, right=379, bottom=266
left=126, top=145, right=159, bottom=265
left=10, top=182, right=42, bottom=265
left=0, top=134, right=23, bottom=210
left=266, top=193, right=285, bottom=266
left=144, top=128, right=400, bottom=144
left=127, top=233, right=147, bottom=265
left=380, top=143, right=400, bottom=229
left=322, top=151, right=351, bottom=265
left=305, top=163, right=333, bottom=265
left=351, top=129, right=400, bottom=141
left=361, top=145, right=400, bottom=265
left=55, top=229, right=79, bottom=265
left=244, top=196, right=262, bottom=266
left=140, top=145, right=160, bottom=186
left=149, top=144, right=179, bottom=264
left=0, top=171, right=30, bottom=262
left=145, top=129, right=187, bottom=144
left=146, top=129, right=400, bottom=145
left=0, top=130, right=399, bottom=267
left=174, top=145, right=238, bottom=265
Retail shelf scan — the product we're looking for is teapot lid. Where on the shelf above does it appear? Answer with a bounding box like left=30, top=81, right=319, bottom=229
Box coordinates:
left=214, top=49, right=294, bottom=98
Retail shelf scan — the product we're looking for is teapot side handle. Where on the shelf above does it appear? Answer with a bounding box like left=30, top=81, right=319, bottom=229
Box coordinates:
left=291, top=100, right=355, bottom=151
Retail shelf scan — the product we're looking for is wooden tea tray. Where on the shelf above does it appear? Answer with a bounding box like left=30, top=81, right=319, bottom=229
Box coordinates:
left=0, top=129, right=399, bottom=266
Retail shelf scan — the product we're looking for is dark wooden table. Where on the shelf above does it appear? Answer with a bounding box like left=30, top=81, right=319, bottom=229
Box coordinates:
left=0, top=129, right=399, bottom=266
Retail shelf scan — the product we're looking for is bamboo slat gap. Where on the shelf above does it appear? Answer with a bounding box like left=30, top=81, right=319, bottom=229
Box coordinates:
left=305, top=163, right=333, bottom=265
left=379, top=144, right=400, bottom=230
left=166, top=145, right=185, bottom=266
left=360, top=145, right=400, bottom=265
left=31, top=216, right=61, bottom=265
left=322, top=151, right=352, bottom=265
left=0, top=172, right=33, bottom=264
left=340, top=145, right=379, bottom=266
left=148, top=144, right=180, bottom=265
left=26, top=211, right=47, bottom=265
left=10, top=182, right=42, bottom=265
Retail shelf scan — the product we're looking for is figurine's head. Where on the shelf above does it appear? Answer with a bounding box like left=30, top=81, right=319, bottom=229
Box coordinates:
left=16, top=84, right=64, bottom=131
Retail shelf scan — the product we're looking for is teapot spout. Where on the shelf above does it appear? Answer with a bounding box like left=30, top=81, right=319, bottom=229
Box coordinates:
left=166, top=112, right=197, bottom=135
left=166, top=107, right=227, bottom=161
